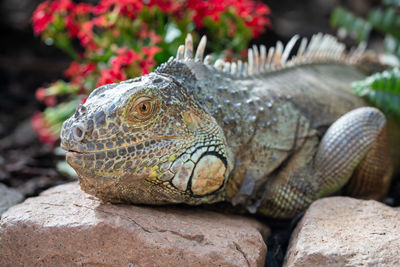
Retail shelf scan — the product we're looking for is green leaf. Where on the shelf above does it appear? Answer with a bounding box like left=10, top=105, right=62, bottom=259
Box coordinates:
left=330, top=7, right=372, bottom=43
left=353, top=68, right=400, bottom=119
left=43, top=97, right=82, bottom=134
left=368, top=7, right=400, bottom=39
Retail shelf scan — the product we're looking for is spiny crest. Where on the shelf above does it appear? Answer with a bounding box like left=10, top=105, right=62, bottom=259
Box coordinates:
left=170, top=33, right=370, bottom=77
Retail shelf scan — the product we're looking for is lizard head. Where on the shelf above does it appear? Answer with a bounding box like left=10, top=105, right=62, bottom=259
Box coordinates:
left=60, top=72, right=232, bottom=205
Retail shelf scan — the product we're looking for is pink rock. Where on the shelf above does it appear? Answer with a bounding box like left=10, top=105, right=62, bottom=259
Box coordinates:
left=284, top=197, right=400, bottom=267
left=0, top=182, right=269, bottom=266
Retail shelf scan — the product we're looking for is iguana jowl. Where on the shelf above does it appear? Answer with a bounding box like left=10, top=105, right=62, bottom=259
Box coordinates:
left=60, top=33, right=397, bottom=218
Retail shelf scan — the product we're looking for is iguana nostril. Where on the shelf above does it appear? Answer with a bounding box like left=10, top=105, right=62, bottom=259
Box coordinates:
left=72, top=123, right=85, bottom=142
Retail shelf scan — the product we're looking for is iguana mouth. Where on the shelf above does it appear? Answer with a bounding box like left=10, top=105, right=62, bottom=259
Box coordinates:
left=61, top=135, right=187, bottom=154
left=64, top=137, right=188, bottom=173
left=66, top=149, right=83, bottom=154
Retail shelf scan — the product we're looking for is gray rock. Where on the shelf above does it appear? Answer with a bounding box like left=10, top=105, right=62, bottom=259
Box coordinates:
left=0, top=182, right=269, bottom=266
left=0, top=183, right=23, bottom=216
left=284, top=197, right=400, bottom=267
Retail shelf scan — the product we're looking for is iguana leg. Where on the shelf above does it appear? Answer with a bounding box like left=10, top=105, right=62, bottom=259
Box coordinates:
left=314, top=107, right=392, bottom=200
left=258, top=107, right=392, bottom=218
left=344, top=125, right=392, bottom=200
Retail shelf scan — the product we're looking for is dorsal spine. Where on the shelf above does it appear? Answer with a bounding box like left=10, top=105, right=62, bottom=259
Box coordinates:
left=168, top=33, right=369, bottom=79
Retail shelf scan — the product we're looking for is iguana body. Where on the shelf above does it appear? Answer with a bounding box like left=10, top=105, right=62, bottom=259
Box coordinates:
left=61, top=34, right=397, bottom=218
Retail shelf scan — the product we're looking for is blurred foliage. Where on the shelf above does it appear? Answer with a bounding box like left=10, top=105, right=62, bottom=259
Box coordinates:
left=331, top=2, right=400, bottom=120
left=353, top=68, right=400, bottom=118
left=32, top=0, right=270, bottom=144
left=331, top=7, right=372, bottom=42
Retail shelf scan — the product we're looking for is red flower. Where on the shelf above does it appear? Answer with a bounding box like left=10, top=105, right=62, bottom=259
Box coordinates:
left=31, top=0, right=272, bottom=146
left=35, top=87, right=47, bottom=101
left=80, top=96, right=88, bottom=104
left=137, top=27, right=162, bottom=46
left=93, top=0, right=143, bottom=19
left=32, top=1, right=53, bottom=34
left=64, top=61, right=80, bottom=78
left=31, top=112, right=58, bottom=145
left=148, top=30, right=162, bottom=44
left=49, top=0, right=73, bottom=12
left=97, top=47, right=145, bottom=86
left=74, top=3, right=93, bottom=14
left=32, top=0, right=76, bottom=35
left=187, top=0, right=208, bottom=28
left=238, top=1, right=270, bottom=37
left=93, top=15, right=108, bottom=27
left=140, top=59, right=154, bottom=75
left=77, top=21, right=98, bottom=51
left=35, top=87, right=57, bottom=106
left=44, top=95, right=57, bottom=106
left=112, top=47, right=141, bottom=69
left=188, top=0, right=229, bottom=27
left=66, top=3, right=93, bottom=38
left=65, top=16, right=79, bottom=37
left=112, top=28, right=120, bottom=37
left=148, top=0, right=184, bottom=17
left=142, top=46, right=161, bottom=58
left=97, top=68, right=126, bottom=86
left=140, top=47, right=159, bottom=75
left=187, top=0, right=270, bottom=37
left=64, top=61, right=95, bottom=78
left=93, top=0, right=117, bottom=14
left=121, top=0, right=143, bottom=19
left=64, top=61, right=96, bottom=88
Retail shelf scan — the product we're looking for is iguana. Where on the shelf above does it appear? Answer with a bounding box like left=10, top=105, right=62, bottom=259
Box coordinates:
left=60, top=33, right=399, bottom=219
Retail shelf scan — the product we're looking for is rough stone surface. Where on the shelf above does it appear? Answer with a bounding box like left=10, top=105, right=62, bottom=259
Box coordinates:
left=284, top=197, right=400, bottom=267
left=0, top=183, right=23, bottom=216
left=0, top=182, right=269, bottom=267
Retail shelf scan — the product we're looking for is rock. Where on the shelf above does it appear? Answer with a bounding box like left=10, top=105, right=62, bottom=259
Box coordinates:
left=284, top=197, right=400, bottom=267
left=0, top=182, right=269, bottom=266
left=0, top=183, right=23, bottom=216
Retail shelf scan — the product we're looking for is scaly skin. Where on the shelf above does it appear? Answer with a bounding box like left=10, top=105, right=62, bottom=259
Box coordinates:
left=61, top=34, right=398, bottom=218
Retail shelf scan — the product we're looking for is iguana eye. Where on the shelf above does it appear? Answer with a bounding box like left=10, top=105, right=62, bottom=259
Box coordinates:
left=125, top=96, right=158, bottom=122
left=137, top=100, right=151, bottom=115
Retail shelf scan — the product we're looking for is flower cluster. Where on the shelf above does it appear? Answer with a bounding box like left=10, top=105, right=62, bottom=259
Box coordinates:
left=32, top=0, right=270, bottom=145
left=188, top=0, right=269, bottom=37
